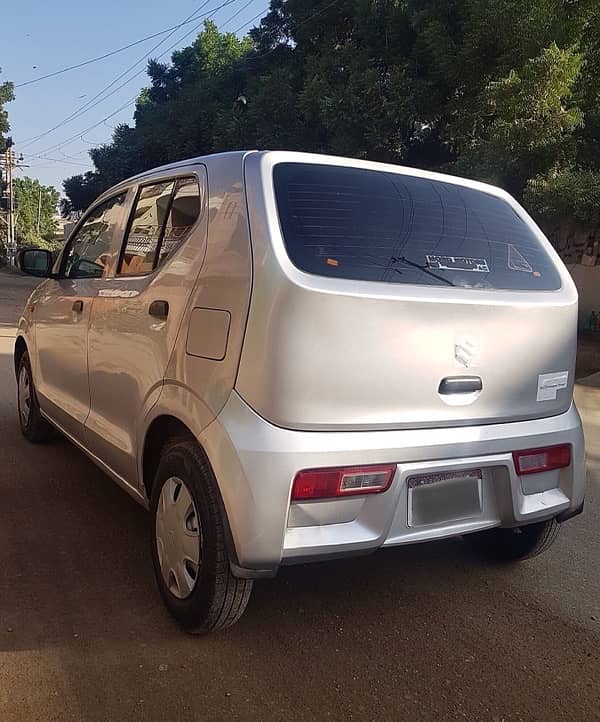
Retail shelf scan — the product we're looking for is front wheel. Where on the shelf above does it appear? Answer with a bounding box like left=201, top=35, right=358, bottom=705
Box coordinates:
left=150, top=438, right=253, bottom=634
left=463, top=518, right=560, bottom=562
left=17, top=350, right=56, bottom=443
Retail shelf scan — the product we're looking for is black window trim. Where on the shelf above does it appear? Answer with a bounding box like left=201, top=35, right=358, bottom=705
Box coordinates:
left=116, top=174, right=201, bottom=278
left=59, top=191, right=128, bottom=280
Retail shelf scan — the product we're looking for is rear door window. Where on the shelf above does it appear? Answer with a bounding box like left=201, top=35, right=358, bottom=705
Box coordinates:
left=273, top=163, right=561, bottom=291
left=118, top=176, right=202, bottom=276
left=159, top=177, right=203, bottom=265
left=120, top=181, right=174, bottom=276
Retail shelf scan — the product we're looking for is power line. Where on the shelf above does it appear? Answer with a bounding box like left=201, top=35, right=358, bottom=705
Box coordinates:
left=25, top=154, right=91, bottom=167
left=18, top=0, right=271, bottom=156
left=80, top=135, right=106, bottom=146
left=24, top=0, right=251, bottom=160
left=14, top=15, right=229, bottom=89
left=231, top=6, right=269, bottom=33
left=19, top=0, right=234, bottom=149
left=21, top=0, right=345, bottom=169
left=59, top=148, right=90, bottom=161
left=18, top=0, right=217, bottom=147
left=21, top=0, right=336, bottom=162
left=218, top=0, right=256, bottom=31
left=29, top=95, right=139, bottom=158
left=31, top=0, right=248, bottom=158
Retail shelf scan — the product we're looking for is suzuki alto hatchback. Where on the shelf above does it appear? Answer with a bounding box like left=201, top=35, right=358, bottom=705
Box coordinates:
left=15, top=151, right=585, bottom=633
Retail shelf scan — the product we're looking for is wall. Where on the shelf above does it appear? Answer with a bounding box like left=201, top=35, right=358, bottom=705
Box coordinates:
left=543, top=221, right=600, bottom=329
left=566, top=264, right=600, bottom=328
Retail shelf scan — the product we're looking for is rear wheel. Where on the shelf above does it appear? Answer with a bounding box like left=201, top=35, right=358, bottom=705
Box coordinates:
left=17, top=351, right=56, bottom=443
left=463, top=518, right=560, bottom=562
left=150, top=438, right=253, bottom=634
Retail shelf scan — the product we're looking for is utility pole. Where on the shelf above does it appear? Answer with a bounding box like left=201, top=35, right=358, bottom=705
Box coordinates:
left=36, top=184, right=42, bottom=235
left=1, top=141, right=29, bottom=266
left=7, top=144, right=14, bottom=266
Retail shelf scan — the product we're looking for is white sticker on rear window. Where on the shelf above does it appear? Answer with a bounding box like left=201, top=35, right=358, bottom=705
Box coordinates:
left=537, top=371, right=569, bottom=402
left=508, top=244, right=533, bottom=273
left=426, top=255, right=490, bottom=273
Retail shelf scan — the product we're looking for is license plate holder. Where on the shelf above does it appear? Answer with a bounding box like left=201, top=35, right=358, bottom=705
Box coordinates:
left=407, top=469, right=483, bottom=527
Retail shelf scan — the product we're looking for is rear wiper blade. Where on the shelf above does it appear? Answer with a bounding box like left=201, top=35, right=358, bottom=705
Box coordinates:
left=391, top=256, right=455, bottom=287
left=317, top=254, right=456, bottom=287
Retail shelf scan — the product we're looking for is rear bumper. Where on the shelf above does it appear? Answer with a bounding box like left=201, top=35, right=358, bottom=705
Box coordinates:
left=200, top=393, right=585, bottom=576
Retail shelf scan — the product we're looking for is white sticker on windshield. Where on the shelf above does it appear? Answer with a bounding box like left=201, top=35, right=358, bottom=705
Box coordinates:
left=426, top=255, right=490, bottom=273
left=537, top=371, right=569, bottom=402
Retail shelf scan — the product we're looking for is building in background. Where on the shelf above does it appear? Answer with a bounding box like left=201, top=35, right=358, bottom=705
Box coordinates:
left=52, top=215, right=75, bottom=245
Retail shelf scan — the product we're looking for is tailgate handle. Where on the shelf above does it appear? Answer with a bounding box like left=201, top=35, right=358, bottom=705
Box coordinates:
left=439, top=376, right=482, bottom=395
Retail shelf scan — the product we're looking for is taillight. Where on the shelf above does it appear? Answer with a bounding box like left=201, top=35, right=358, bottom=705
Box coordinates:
left=513, top=444, right=571, bottom=476
left=291, top=464, right=396, bottom=501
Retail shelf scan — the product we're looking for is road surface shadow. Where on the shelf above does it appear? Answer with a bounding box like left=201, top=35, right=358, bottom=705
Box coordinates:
left=0, top=422, right=595, bottom=652
left=0, top=431, right=599, bottom=721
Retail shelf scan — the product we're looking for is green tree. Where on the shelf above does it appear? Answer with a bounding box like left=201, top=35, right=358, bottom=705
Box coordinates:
left=451, top=43, right=583, bottom=192
left=60, top=1, right=600, bottom=229
left=0, top=67, right=14, bottom=259
left=13, top=177, right=60, bottom=250
left=525, top=168, right=600, bottom=227
left=0, top=66, right=14, bottom=151
left=61, top=171, right=106, bottom=216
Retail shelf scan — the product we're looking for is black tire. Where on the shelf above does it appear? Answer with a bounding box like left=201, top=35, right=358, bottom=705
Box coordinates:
left=16, top=350, right=57, bottom=443
left=150, top=437, right=253, bottom=634
left=463, top=518, right=560, bottom=562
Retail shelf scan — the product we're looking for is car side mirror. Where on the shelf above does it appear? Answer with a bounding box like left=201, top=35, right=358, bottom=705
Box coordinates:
left=17, top=249, right=54, bottom=278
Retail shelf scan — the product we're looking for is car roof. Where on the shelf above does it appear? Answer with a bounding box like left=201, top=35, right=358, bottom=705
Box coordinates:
left=96, top=149, right=511, bottom=207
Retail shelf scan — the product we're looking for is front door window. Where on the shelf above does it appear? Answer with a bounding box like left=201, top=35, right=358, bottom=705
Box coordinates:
left=63, top=193, right=127, bottom=279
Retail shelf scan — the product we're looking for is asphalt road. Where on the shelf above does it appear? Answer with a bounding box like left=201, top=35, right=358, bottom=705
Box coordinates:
left=1, top=269, right=599, bottom=722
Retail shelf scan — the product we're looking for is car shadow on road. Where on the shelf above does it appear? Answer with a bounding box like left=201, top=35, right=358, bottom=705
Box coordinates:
left=0, top=425, right=591, bottom=648
left=1, top=426, right=599, bottom=720
left=0, top=425, right=469, bottom=653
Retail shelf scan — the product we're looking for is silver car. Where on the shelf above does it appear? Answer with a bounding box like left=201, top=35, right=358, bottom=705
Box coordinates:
left=15, top=151, right=585, bottom=633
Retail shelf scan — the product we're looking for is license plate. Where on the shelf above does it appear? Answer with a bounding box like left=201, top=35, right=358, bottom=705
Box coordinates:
left=407, top=469, right=483, bottom=527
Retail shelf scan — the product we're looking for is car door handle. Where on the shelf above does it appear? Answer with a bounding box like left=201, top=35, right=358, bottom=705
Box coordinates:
left=72, top=300, right=84, bottom=313
left=438, top=376, right=483, bottom=394
left=149, top=300, right=169, bottom=319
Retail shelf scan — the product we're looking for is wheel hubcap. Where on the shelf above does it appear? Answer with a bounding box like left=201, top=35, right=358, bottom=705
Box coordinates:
left=18, top=366, right=32, bottom=427
left=155, top=477, right=201, bottom=599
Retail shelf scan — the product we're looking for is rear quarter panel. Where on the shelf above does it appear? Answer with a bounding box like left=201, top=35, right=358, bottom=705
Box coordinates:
left=142, top=153, right=253, bottom=484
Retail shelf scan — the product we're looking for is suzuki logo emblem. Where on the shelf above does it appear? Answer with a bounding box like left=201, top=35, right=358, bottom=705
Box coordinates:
left=455, top=337, right=478, bottom=368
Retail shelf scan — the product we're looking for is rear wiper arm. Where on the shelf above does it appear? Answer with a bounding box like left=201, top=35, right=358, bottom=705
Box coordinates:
left=391, top=256, right=455, bottom=286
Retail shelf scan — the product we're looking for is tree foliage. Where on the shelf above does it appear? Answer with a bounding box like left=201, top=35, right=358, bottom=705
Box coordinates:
left=62, top=5, right=600, bottom=227
left=525, top=168, right=600, bottom=227
left=0, top=67, right=14, bottom=258
left=452, top=43, right=583, bottom=191
left=13, top=177, right=60, bottom=250
left=0, top=66, right=14, bottom=152
left=61, top=171, right=105, bottom=217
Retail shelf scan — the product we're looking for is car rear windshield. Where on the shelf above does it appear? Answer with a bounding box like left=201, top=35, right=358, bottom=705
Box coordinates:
left=273, top=163, right=561, bottom=291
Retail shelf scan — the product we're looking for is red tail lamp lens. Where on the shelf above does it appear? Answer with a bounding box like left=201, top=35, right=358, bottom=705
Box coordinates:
left=291, top=464, right=396, bottom=501
left=513, top=445, right=571, bottom=476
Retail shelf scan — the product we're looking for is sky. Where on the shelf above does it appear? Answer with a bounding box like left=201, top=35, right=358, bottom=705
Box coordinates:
left=2, top=0, right=268, bottom=194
